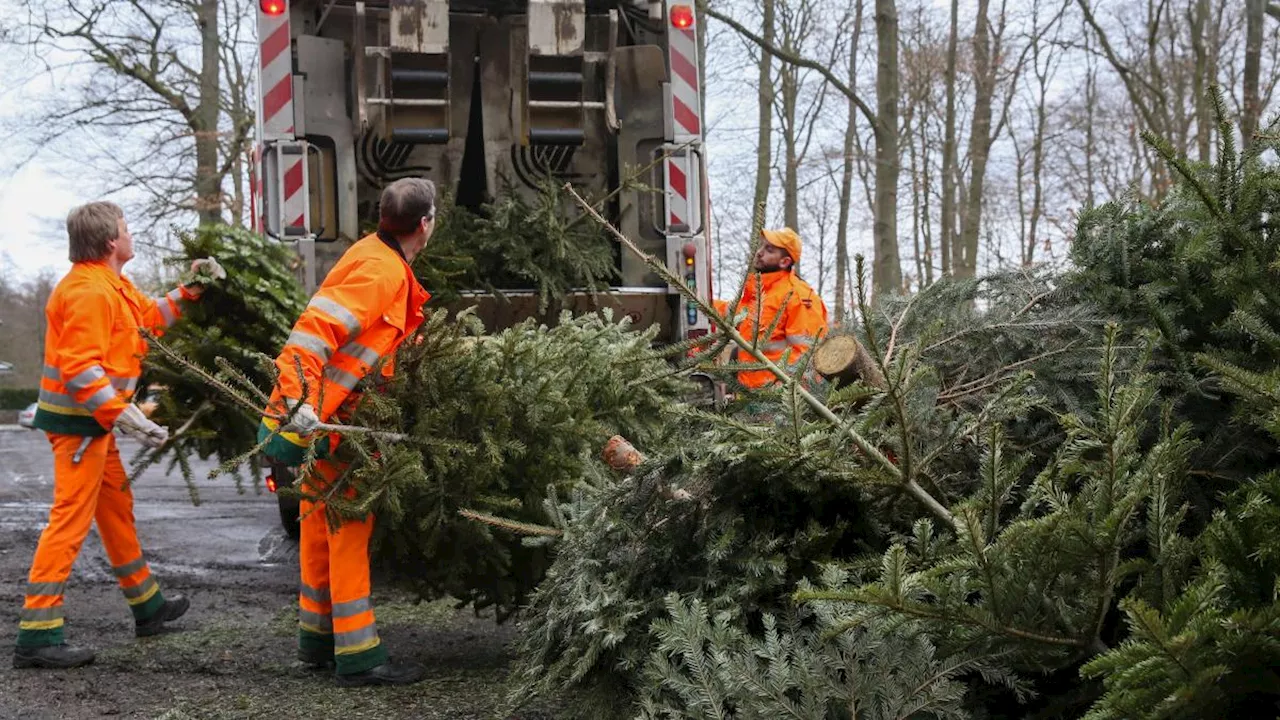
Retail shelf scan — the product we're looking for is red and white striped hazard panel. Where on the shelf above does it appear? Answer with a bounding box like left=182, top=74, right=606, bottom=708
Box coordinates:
left=664, top=1, right=702, bottom=234
left=258, top=3, right=307, bottom=233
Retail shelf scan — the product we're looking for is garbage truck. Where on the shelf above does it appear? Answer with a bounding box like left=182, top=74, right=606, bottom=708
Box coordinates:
left=250, top=0, right=715, bottom=536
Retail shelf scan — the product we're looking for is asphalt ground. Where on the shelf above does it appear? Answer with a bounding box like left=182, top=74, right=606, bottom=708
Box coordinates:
left=0, top=427, right=552, bottom=720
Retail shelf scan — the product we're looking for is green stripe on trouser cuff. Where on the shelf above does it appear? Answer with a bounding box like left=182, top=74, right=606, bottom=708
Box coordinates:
left=129, top=588, right=167, bottom=622
left=299, top=627, right=335, bottom=656
left=334, top=641, right=388, bottom=675
left=16, top=626, right=65, bottom=648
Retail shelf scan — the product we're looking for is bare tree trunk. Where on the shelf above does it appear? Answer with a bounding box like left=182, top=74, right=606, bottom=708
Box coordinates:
left=918, top=110, right=934, bottom=286
left=1025, top=0, right=1056, bottom=265
left=753, top=0, right=777, bottom=234
left=780, top=47, right=800, bottom=229
left=908, top=111, right=923, bottom=290
left=195, top=0, right=223, bottom=226
left=939, top=0, right=959, bottom=278
left=953, top=0, right=993, bottom=280
left=231, top=145, right=246, bottom=228
left=1084, top=54, right=1097, bottom=209
left=1190, top=0, right=1212, bottom=163
left=873, top=0, right=902, bottom=296
left=834, top=0, right=865, bottom=322
left=1243, top=0, right=1265, bottom=147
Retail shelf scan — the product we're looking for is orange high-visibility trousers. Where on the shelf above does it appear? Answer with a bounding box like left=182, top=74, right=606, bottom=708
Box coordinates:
left=296, top=457, right=386, bottom=675
left=17, top=433, right=168, bottom=647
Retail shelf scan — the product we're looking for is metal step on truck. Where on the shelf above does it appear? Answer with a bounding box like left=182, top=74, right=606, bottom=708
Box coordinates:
left=251, top=0, right=715, bottom=536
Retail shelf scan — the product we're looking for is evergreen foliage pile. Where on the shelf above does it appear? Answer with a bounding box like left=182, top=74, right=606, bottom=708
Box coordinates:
left=413, top=181, right=617, bottom=310
left=508, top=104, right=1280, bottom=719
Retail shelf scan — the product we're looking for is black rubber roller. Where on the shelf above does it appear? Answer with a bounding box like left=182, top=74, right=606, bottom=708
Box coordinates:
left=528, top=70, right=584, bottom=89
left=529, top=128, right=584, bottom=146
left=391, top=69, right=449, bottom=86
left=392, top=128, right=449, bottom=144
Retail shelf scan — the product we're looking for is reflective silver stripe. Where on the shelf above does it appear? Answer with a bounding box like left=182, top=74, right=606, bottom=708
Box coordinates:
left=300, top=584, right=331, bottom=603
left=299, top=609, right=333, bottom=631
left=42, top=365, right=61, bottom=381
left=110, top=375, right=139, bottom=393
left=308, top=296, right=362, bottom=339
left=19, top=607, right=64, bottom=622
left=332, top=597, right=371, bottom=619
left=155, top=296, right=177, bottom=326
left=785, top=334, right=815, bottom=346
left=760, top=339, right=790, bottom=352
left=38, top=387, right=78, bottom=408
left=167, top=287, right=184, bottom=304
left=334, top=625, right=378, bottom=648
left=26, top=581, right=65, bottom=597
left=285, top=330, right=335, bottom=360
left=121, top=576, right=158, bottom=600
left=323, top=366, right=362, bottom=391
left=83, top=384, right=119, bottom=412
left=65, top=366, right=106, bottom=391
left=334, top=341, right=380, bottom=366
left=113, top=556, right=148, bottom=578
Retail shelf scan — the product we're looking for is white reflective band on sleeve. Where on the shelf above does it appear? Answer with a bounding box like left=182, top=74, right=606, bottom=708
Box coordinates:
left=323, top=366, right=362, bottom=391
left=154, top=296, right=177, bottom=326
left=307, top=296, right=363, bottom=339
left=286, top=331, right=335, bottom=360
left=65, top=366, right=106, bottom=391
left=83, top=384, right=119, bottom=412
left=335, top=341, right=380, bottom=366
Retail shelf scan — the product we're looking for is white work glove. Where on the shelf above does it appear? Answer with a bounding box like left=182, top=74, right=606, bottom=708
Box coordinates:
left=280, top=399, right=320, bottom=435
left=114, top=403, right=171, bottom=449
left=182, top=257, right=227, bottom=298
left=190, top=257, right=227, bottom=281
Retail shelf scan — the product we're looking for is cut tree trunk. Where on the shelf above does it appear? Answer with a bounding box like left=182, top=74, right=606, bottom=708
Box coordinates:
left=812, top=334, right=887, bottom=390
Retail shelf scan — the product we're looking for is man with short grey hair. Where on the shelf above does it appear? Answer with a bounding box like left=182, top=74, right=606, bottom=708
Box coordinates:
left=257, top=177, right=435, bottom=686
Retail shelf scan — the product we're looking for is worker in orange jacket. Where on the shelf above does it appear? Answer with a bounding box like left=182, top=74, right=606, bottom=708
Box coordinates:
left=719, top=228, right=829, bottom=389
left=16, top=201, right=225, bottom=669
left=257, top=178, right=433, bottom=687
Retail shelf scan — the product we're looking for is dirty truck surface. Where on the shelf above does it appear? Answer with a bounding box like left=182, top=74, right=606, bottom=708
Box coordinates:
left=0, top=428, right=554, bottom=720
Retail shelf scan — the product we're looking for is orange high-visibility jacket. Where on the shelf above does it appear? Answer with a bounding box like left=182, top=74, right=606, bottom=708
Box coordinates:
left=33, top=262, right=193, bottom=436
left=264, top=234, right=430, bottom=425
left=732, top=270, right=829, bottom=389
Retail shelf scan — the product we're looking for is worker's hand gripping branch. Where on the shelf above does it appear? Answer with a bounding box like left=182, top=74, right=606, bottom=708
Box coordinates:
left=281, top=399, right=320, bottom=435
left=114, top=403, right=170, bottom=449
left=179, top=257, right=227, bottom=298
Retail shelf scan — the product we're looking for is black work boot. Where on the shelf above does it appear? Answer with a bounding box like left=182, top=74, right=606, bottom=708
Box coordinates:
left=136, top=593, right=191, bottom=638
left=298, top=647, right=334, bottom=669
left=13, top=644, right=96, bottom=669
left=334, top=660, right=425, bottom=687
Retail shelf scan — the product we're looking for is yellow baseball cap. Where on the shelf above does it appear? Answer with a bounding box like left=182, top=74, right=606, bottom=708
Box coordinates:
left=761, top=227, right=802, bottom=267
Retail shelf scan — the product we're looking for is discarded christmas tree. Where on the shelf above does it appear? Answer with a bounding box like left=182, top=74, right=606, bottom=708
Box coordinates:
left=313, top=308, right=690, bottom=620
left=132, top=224, right=307, bottom=499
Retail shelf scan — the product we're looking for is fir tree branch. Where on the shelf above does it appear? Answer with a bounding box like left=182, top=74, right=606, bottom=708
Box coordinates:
left=457, top=509, right=563, bottom=537
left=797, top=590, right=1087, bottom=648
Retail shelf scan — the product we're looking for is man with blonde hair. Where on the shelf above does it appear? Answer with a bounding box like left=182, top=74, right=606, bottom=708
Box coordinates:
left=14, top=201, right=225, bottom=669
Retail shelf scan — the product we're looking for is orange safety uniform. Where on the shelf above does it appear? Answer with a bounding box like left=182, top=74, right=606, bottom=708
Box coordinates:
left=731, top=270, right=829, bottom=389
left=19, top=261, right=194, bottom=648
left=257, top=233, right=429, bottom=676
